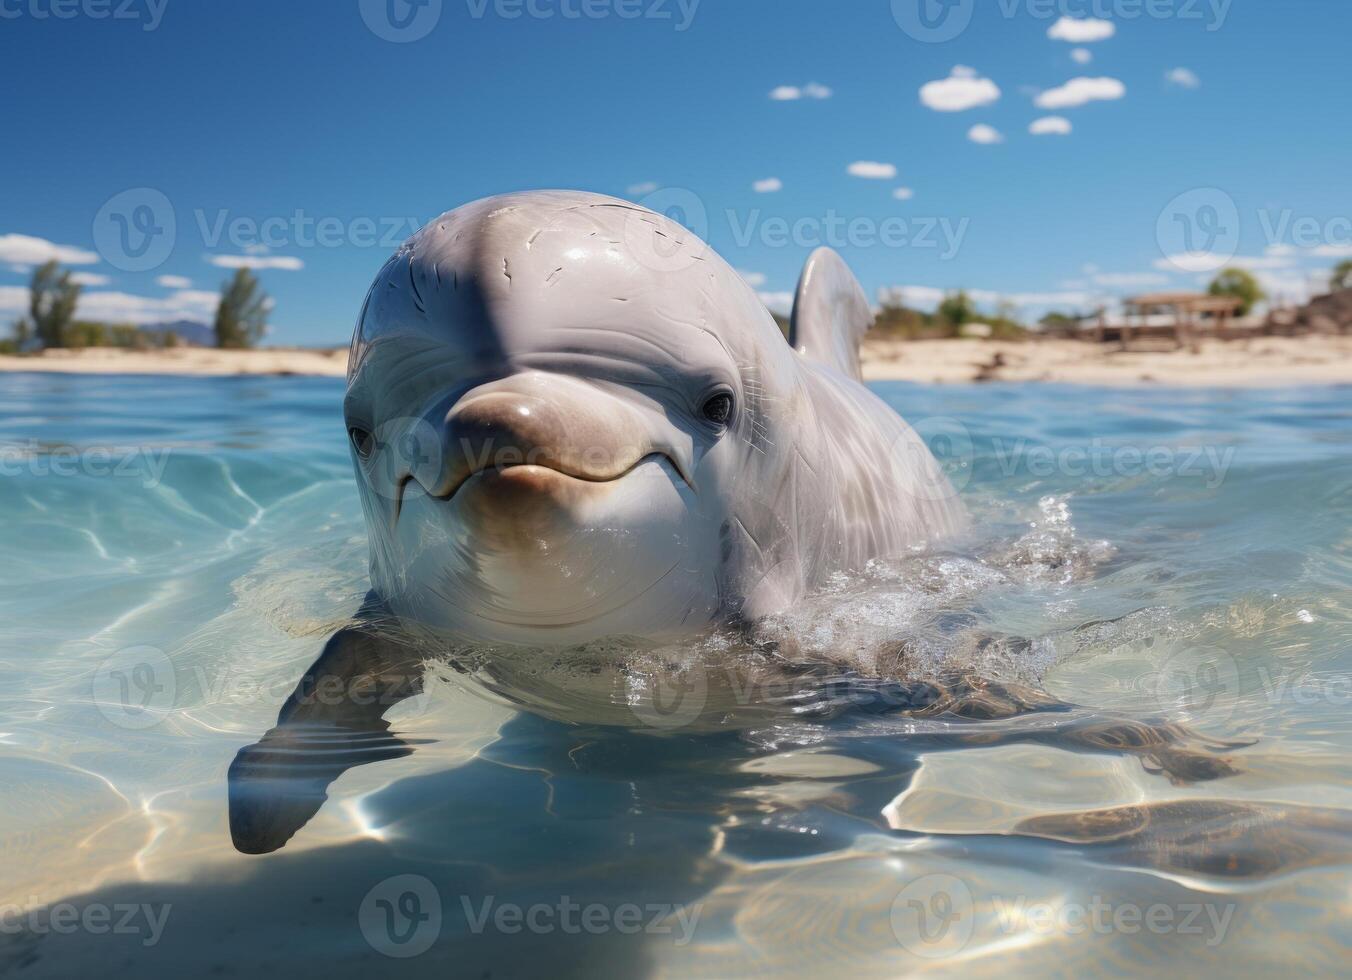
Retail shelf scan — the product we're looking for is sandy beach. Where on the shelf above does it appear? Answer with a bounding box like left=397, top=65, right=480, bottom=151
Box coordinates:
left=861, top=335, right=1352, bottom=386
left=0, top=335, right=1349, bottom=385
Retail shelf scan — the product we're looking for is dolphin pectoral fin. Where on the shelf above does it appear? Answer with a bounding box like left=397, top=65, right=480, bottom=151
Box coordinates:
left=228, top=721, right=419, bottom=855
left=228, top=603, right=428, bottom=854
left=788, top=247, right=873, bottom=382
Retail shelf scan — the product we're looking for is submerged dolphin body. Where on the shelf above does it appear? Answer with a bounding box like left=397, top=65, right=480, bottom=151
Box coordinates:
left=228, top=190, right=969, bottom=851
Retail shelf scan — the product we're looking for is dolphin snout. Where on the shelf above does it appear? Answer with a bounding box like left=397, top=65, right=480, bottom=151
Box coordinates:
left=411, top=374, right=690, bottom=503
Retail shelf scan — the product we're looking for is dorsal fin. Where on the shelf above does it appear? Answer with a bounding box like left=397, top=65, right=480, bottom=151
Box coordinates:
left=788, top=247, right=873, bottom=382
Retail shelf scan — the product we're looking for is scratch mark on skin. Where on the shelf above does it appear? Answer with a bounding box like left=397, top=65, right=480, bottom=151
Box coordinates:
left=408, top=256, right=426, bottom=313
left=527, top=229, right=543, bottom=249
left=732, top=515, right=765, bottom=561
left=503, top=258, right=513, bottom=285
left=545, top=267, right=564, bottom=286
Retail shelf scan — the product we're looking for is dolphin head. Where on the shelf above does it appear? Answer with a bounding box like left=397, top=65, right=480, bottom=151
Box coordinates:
left=344, top=191, right=799, bottom=646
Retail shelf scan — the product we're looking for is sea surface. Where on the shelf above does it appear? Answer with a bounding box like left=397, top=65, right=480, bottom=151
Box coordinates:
left=1, top=372, right=1349, bottom=978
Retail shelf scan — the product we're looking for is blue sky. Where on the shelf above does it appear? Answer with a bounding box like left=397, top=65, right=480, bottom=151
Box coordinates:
left=2, top=0, right=1349, bottom=344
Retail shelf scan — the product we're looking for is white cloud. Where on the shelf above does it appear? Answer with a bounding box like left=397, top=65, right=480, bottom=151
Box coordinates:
left=752, top=177, right=783, bottom=193
left=1232, top=254, right=1299, bottom=270
left=207, top=255, right=304, bottom=271
left=892, top=187, right=915, bottom=201
left=626, top=181, right=659, bottom=195
left=0, top=286, right=30, bottom=315
left=1047, top=16, right=1116, bottom=43
left=1153, top=253, right=1295, bottom=275
left=0, top=233, right=99, bottom=268
left=1091, top=271, right=1170, bottom=288
left=1071, top=48, right=1093, bottom=64
left=770, top=82, right=832, bottom=101
left=738, top=270, right=767, bottom=288
left=1166, top=67, right=1200, bottom=89
left=1311, top=244, right=1352, bottom=258
left=1251, top=269, right=1321, bottom=306
left=880, top=285, right=946, bottom=309
left=1154, top=253, right=1231, bottom=274
left=880, top=285, right=1094, bottom=312
left=69, top=272, right=112, bottom=287
left=72, top=288, right=218, bottom=326
left=847, top=161, right=898, bottom=179
left=1035, top=76, right=1126, bottom=109
left=1029, top=115, right=1073, bottom=136
left=967, top=124, right=1004, bottom=145
left=920, top=67, right=1001, bottom=112
left=758, top=291, right=795, bottom=316
left=156, top=274, right=193, bottom=289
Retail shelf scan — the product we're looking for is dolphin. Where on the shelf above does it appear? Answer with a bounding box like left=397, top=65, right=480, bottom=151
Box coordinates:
left=228, top=189, right=970, bottom=851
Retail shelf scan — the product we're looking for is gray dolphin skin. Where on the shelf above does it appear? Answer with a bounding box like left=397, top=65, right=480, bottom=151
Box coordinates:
left=228, top=190, right=970, bottom=852
left=346, top=190, right=967, bottom=644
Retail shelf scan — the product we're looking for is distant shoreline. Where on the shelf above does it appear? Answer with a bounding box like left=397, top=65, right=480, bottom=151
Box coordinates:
left=0, top=336, right=1349, bottom=386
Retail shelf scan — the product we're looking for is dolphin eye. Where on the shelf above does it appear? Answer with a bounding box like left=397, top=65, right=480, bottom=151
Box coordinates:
left=701, top=392, right=734, bottom=427
left=348, top=425, right=375, bottom=458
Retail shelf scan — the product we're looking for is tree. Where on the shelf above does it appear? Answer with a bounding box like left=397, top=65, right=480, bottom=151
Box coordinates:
left=937, top=290, right=975, bottom=331
left=1331, top=259, right=1352, bottom=292
left=1208, top=267, right=1265, bottom=316
left=19, top=260, right=82, bottom=348
left=214, top=268, right=270, bottom=349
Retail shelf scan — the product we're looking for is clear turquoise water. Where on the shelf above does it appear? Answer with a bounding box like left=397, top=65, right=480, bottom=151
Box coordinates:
left=1, top=373, right=1350, bottom=977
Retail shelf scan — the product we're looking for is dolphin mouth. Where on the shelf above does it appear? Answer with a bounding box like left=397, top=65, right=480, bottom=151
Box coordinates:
left=397, top=450, right=690, bottom=518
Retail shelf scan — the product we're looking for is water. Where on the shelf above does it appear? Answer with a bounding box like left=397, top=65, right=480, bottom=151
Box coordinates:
left=1, top=372, right=1350, bottom=977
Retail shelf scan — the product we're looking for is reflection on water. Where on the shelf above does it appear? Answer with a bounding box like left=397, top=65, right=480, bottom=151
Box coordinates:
left=1, top=374, right=1350, bottom=977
